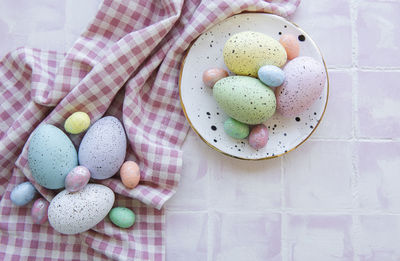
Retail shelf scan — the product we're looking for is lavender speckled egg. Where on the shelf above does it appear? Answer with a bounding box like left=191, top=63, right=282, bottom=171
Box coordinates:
left=79, top=116, right=127, bottom=180
left=249, top=124, right=269, bottom=150
left=202, top=68, right=229, bottom=88
left=31, top=198, right=49, bottom=224
left=276, top=56, right=326, bottom=117
left=65, top=166, right=90, bottom=192
left=48, top=184, right=115, bottom=235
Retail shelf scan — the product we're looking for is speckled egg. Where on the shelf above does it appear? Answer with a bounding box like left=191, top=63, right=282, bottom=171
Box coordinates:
left=65, top=166, right=90, bottom=192
left=202, top=68, right=229, bottom=88
left=213, top=76, right=276, bottom=124
left=109, top=207, right=136, bottom=229
left=28, top=124, right=78, bottom=189
left=31, top=198, right=49, bottom=224
left=10, top=182, right=37, bottom=206
left=276, top=56, right=326, bottom=117
left=249, top=124, right=269, bottom=150
left=279, top=34, right=300, bottom=60
left=64, top=111, right=91, bottom=134
left=257, top=65, right=285, bottom=87
left=223, top=118, right=249, bottom=139
left=79, top=116, right=127, bottom=180
left=48, top=184, right=115, bottom=235
left=120, top=161, right=140, bottom=189
left=223, top=31, right=287, bottom=77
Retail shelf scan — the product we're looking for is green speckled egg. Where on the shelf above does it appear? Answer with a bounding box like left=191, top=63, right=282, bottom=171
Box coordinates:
left=213, top=76, right=276, bottom=125
left=109, top=207, right=135, bottom=229
left=224, top=118, right=249, bottom=139
left=223, top=31, right=287, bottom=77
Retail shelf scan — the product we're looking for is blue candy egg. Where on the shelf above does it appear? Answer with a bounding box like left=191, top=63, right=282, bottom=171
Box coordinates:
left=257, top=65, right=285, bottom=87
left=28, top=124, right=78, bottom=189
left=10, top=182, right=37, bottom=206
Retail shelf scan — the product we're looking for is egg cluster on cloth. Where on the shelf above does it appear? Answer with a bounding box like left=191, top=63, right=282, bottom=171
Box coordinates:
left=203, top=31, right=326, bottom=150
left=11, top=114, right=141, bottom=234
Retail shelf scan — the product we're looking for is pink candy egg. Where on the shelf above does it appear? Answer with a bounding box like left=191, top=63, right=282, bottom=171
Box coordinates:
left=276, top=56, right=326, bottom=117
left=31, top=198, right=49, bottom=225
left=120, top=161, right=140, bottom=189
left=279, top=34, right=300, bottom=60
left=202, top=68, right=229, bottom=88
left=65, top=166, right=90, bottom=192
left=249, top=124, right=269, bottom=150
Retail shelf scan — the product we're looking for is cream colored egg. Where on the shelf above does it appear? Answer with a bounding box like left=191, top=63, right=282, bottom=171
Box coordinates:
left=223, top=31, right=287, bottom=77
left=64, top=112, right=90, bottom=134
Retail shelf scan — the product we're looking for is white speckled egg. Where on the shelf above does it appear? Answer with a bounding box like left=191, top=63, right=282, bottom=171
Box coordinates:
left=78, top=116, right=127, bottom=180
left=28, top=124, right=78, bottom=189
left=47, top=184, right=114, bottom=235
left=213, top=76, right=276, bottom=125
left=223, top=31, right=287, bottom=77
left=276, top=56, right=326, bottom=117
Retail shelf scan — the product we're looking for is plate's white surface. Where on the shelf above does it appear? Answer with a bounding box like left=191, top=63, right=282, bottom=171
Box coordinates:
left=180, top=13, right=328, bottom=160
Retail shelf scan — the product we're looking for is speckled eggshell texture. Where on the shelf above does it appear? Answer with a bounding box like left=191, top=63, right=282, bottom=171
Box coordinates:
left=276, top=56, right=326, bottom=117
left=47, top=184, right=115, bottom=235
left=78, top=116, right=127, bottom=180
left=28, top=124, right=78, bottom=189
left=213, top=76, right=276, bottom=124
left=223, top=31, right=287, bottom=77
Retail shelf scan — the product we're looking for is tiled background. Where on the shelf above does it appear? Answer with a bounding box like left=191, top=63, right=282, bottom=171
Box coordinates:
left=0, top=0, right=399, bottom=260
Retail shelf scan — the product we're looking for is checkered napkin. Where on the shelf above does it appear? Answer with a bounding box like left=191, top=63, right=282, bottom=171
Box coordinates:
left=0, top=0, right=299, bottom=260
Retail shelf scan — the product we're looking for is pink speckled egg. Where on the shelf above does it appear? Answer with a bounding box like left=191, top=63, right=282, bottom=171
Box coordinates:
left=120, top=161, right=140, bottom=189
left=275, top=56, right=326, bottom=117
left=65, top=166, right=90, bottom=192
left=31, top=198, right=49, bottom=225
left=249, top=124, right=269, bottom=150
left=202, top=68, right=229, bottom=88
left=279, top=34, right=300, bottom=60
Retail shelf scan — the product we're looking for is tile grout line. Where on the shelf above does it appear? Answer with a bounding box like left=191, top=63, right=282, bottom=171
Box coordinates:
left=207, top=159, right=212, bottom=261
left=280, top=156, right=288, bottom=261
left=350, top=0, right=361, bottom=260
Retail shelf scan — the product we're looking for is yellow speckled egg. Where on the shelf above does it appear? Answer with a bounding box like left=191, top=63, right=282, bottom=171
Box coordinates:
left=120, top=161, right=140, bottom=189
left=223, top=31, right=287, bottom=77
left=64, top=112, right=90, bottom=134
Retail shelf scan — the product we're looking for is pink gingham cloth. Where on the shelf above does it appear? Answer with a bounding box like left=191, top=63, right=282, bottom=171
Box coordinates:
left=0, top=0, right=299, bottom=260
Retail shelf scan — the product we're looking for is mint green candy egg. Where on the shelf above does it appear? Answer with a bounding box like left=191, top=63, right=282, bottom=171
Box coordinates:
left=213, top=76, right=276, bottom=125
left=109, top=207, right=135, bottom=229
left=224, top=118, right=249, bottom=139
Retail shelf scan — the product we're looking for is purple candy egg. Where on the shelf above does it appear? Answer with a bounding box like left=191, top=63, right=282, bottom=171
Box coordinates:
left=249, top=124, right=269, bottom=150
left=65, top=166, right=90, bottom=192
left=31, top=198, right=49, bottom=225
left=275, top=56, right=326, bottom=117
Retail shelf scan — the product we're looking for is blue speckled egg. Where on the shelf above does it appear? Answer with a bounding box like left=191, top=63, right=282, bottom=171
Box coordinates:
left=257, top=65, right=285, bottom=87
left=28, top=124, right=78, bottom=189
left=10, top=182, right=37, bottom=206
left=78, top=116, right=127, bottom=180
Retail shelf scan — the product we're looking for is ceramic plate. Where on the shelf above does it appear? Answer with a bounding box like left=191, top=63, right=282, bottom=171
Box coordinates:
left=179, top=13, right=329, bottom=160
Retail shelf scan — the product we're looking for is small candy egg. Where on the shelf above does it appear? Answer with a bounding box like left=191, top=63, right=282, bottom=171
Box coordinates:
left=120, top=161, right=140, bottom=189
left=10, top=182, right=37, bottom=206
left=64, top=112, right=91, bottom=134
left=257, top=65, right=285, bottom=87
left=202, top=68, right=229, bottom=88
left=279, top=34, right=300, bottom=60
left=31, top=198, right=49, bottom=224
left=109, top=207, right=136, bottom=229
left=65, top=166, right=91, bottom=192
left=223, top=118, right=250, bottom=139
left=249, top=124, right=269, bottom=150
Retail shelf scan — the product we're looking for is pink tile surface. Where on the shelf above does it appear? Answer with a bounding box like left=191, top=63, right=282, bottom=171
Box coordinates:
left=357, top=1, right=400, bottom=67
left=287, top=215, right=353, bottom=261
left=284, top=141, right=353, bottom=209
left=212, top=212, right=281, bottom=261
left=356, top=142, right=400, bottom=211
left=1, top=1, right=400, bottom=260
left=357, top=71, right=400, bottom=139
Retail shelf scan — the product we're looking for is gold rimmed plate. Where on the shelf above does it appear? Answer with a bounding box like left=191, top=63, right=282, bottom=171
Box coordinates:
left=179, top=13, right=329, bottom=160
